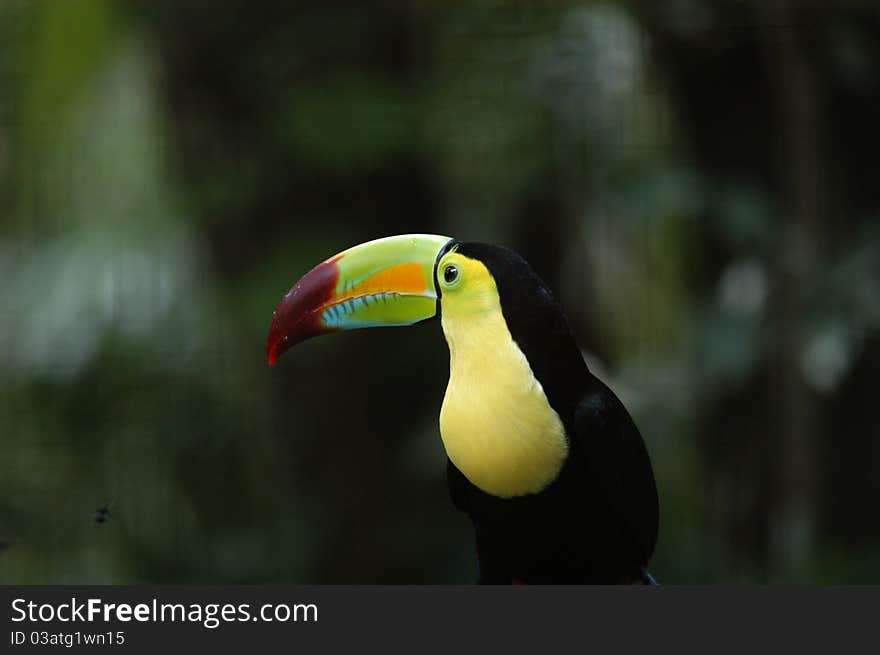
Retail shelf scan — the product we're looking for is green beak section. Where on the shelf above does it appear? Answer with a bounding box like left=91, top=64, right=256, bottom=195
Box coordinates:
left=267, top=234, right=453, bottom=364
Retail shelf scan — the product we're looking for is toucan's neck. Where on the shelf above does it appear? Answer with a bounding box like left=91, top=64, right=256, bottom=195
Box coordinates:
left=439, top=305, right=568, bottom=499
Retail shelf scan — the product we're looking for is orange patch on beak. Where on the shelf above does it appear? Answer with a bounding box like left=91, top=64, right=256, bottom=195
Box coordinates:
left=336, top=262, right=430, bottom=302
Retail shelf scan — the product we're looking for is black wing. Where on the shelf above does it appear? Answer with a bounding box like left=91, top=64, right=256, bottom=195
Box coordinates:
left=573, top=384, right=659, bottom=569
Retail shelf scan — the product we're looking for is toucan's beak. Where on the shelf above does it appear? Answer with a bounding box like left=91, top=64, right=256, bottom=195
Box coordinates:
left=267, top=234, right=453, bottom=365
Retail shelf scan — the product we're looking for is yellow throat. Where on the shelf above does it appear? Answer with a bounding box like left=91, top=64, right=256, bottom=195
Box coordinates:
left=437, top=253, right=568, bottom=499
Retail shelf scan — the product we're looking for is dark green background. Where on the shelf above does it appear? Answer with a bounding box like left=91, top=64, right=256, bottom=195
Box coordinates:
left=1, top=1, right=878, bottom=583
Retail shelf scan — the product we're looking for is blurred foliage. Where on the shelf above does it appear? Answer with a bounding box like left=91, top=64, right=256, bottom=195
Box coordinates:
left=0, top=0, right=878, bottom=583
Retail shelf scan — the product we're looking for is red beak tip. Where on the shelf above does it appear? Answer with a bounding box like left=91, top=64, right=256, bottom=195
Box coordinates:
left=267, top=333, right=293, bottom=366
left=266, top=341, right=280, bottom=366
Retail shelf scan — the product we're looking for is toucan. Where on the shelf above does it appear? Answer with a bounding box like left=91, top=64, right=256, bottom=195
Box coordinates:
left=267, top=234, right=659, bottom=584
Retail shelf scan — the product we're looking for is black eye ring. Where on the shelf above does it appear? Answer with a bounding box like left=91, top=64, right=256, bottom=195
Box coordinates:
left=443, top=264, right=459, bottom=284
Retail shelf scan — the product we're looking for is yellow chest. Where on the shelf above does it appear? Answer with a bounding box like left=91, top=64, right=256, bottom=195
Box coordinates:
left=439, top=308, right=569, bottom=499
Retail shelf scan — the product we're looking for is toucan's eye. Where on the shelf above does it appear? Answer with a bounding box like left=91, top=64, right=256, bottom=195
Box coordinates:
left=443, top=264, right=459, bottom=285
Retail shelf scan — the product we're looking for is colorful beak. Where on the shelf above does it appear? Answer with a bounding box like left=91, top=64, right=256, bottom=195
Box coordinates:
left=266, top=234, right=453, bottom=365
